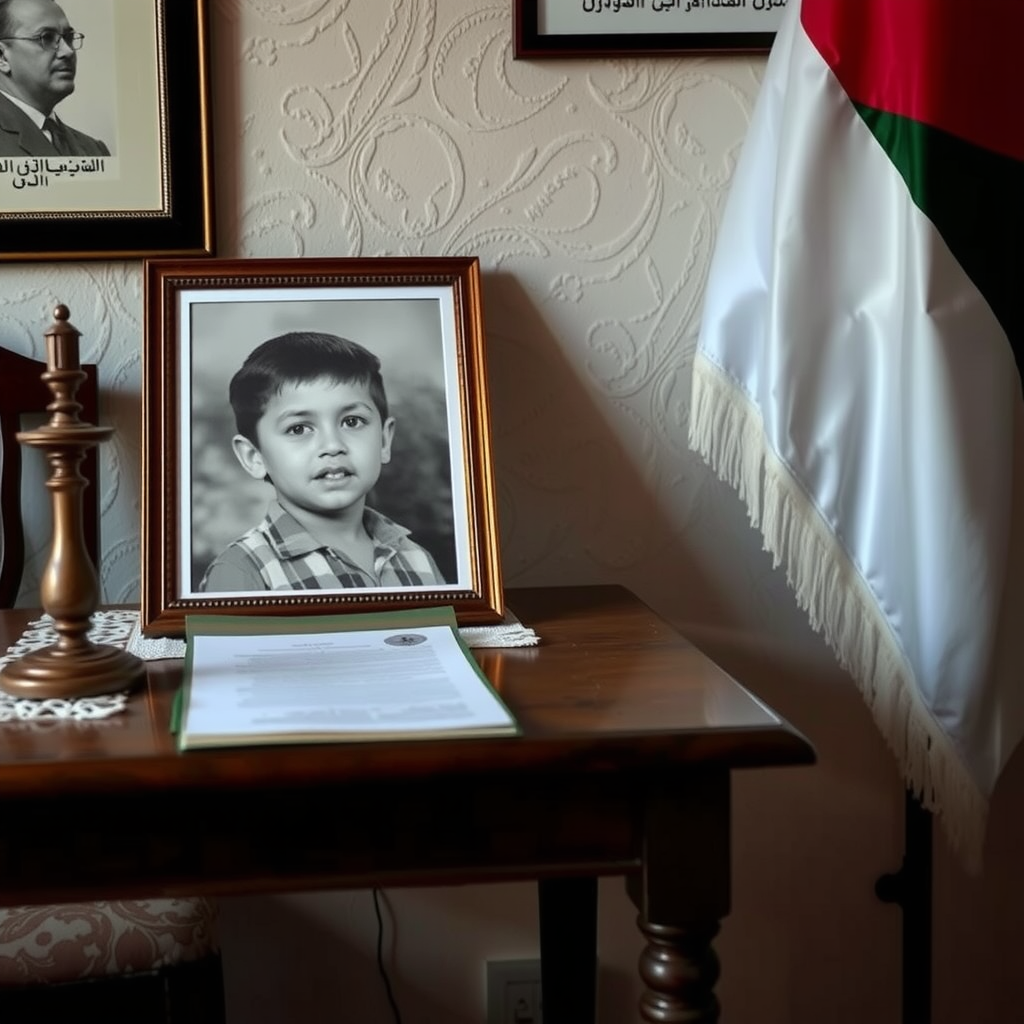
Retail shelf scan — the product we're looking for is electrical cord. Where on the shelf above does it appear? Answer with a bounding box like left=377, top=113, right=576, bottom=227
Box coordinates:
left=372, top=887, right=403, bottom=1024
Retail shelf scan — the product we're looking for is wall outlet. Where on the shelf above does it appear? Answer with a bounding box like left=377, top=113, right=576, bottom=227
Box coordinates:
left=486, top=958, right=543, bottom=1024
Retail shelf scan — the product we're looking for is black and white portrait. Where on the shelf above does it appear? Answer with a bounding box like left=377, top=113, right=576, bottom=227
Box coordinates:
left=185, top=294, right=463, bottom=596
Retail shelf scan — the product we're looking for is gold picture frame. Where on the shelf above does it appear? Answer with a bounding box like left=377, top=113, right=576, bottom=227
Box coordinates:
left=141, top=256, right=504, bottom=636
left=0, top=0, right=213, bottom=260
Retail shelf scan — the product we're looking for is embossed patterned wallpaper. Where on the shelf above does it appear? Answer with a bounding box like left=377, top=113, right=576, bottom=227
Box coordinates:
left=7, top=3, right=1022, bottom=1023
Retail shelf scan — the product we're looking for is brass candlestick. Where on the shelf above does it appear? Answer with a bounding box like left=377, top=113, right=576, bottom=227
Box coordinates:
left=0, top=305, right=144, bottom=699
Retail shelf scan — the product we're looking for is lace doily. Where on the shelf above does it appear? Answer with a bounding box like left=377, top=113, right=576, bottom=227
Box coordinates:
left=0, top=610, right=137, bottom=721
left=459, top=614, right=540, bottom=648
left=125, top=610, right=539, bottom=659
left=0, top=608, right=538, bottom=723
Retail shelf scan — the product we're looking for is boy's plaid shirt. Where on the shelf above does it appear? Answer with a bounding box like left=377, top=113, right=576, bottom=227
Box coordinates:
left=200, top=501, right=446, bottom=590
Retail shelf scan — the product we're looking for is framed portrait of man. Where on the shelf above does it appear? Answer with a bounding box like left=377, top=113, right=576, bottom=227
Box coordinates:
left=0, top=0, right=213, bottom=259
left=141, top=256, right=505, bottom=637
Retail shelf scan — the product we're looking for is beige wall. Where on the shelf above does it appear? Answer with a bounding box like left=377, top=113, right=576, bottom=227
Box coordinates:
left=4, top=0, right=1023, bottom=1020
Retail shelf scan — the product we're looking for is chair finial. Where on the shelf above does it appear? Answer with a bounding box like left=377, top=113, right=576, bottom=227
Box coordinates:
left=45, top=302, right=81, bottom=372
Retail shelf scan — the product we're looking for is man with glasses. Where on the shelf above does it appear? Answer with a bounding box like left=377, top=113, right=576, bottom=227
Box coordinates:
left=0, top=0, right=109, bottom=157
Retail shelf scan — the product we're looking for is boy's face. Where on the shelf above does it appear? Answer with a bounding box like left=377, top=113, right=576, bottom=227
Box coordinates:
left=232, top=376, right=395, bottom=521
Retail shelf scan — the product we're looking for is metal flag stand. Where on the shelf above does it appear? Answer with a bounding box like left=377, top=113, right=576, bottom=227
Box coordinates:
left=875, top=789, right=933, bottom=1024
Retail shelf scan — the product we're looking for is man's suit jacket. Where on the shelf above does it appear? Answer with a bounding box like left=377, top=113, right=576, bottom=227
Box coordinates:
left=0, top=91, right=110, bottom=157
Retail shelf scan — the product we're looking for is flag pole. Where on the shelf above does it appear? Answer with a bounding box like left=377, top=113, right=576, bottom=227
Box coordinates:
left=875, top=790, right=933, bottom=1024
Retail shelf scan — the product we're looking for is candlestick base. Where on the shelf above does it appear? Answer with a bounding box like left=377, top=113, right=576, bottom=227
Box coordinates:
left=0, top=642, right=145, bottom=699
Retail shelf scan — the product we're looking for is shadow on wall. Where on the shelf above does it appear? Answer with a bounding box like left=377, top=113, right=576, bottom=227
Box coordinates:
left=480, top=269, right=738, bottom=624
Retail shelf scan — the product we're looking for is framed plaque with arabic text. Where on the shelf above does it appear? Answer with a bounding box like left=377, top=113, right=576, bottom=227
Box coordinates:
left=514, top=0, right=787, bottom=57
left=0, top=0, right=213, bottom=260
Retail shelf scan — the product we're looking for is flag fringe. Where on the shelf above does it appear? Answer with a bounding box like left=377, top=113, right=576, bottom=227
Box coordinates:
left=690, top=353, right=987, bottom=872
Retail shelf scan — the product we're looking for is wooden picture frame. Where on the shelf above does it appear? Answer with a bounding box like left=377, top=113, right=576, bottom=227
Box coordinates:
left=0, top=0, right=213, bottom=260
left=141, top=256, right=504, bottom=637
left=513, top=0, right=785, bottom=58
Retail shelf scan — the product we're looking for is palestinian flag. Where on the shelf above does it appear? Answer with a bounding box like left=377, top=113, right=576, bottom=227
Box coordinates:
left=689, top=0, right=1024, bottom=870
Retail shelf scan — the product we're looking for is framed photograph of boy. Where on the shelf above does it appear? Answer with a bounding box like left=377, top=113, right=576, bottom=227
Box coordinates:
left=0, top=0, right=213, bottom=260
left=141, top=256, right=505, bottom=637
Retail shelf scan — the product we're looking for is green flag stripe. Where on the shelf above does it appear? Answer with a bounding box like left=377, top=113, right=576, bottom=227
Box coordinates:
left=855, top=102, right=1024, bottom=378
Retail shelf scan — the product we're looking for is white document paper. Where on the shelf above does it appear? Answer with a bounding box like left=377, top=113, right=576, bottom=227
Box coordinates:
left=179, top=624, right=517, bottom=748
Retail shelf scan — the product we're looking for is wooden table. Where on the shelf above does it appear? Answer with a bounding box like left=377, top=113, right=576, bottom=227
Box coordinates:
left=0, top=585, right=814, bottom=1023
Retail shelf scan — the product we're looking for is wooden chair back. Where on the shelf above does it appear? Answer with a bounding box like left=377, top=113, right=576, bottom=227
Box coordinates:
left=0, top=346, right=100, bottom=607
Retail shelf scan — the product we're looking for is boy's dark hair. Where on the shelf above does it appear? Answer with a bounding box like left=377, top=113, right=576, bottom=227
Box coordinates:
left=229, top=331, right=389, bottom=443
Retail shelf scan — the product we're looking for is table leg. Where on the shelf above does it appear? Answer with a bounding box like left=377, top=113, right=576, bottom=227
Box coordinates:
left=626, top=772, right=731, bottom=1024
left=538, top=876, right=598, bottom=1024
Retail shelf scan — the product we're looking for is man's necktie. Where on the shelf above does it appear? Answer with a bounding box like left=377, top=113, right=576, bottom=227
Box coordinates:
left=42, top=116, right=70, bottom=155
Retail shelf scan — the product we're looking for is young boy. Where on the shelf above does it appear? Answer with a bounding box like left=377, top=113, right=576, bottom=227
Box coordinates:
left=199, top=331, right=447, bottom=592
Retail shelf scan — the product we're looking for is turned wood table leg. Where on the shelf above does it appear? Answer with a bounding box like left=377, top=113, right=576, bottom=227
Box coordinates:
left=627, top=772, right=730, bottom=1024
left=636, top=919, right=721, bottom=1023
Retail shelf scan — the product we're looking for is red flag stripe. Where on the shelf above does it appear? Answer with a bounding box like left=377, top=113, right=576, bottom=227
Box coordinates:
left=800, top=0, right=1024, bottom=162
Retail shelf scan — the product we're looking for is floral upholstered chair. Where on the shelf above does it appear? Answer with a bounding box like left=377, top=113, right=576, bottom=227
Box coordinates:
left=0, top=900, right=223, bottom=1021
left=0, top=344, right=226, bottom=1023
